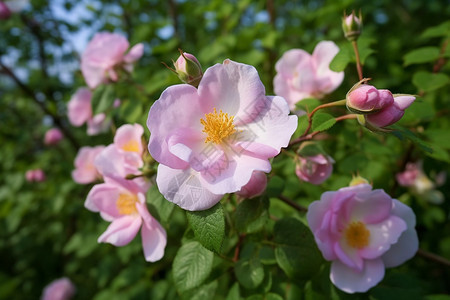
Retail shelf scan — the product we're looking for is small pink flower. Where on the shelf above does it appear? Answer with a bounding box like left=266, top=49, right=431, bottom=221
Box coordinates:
left=25, top=169, right=46, bottom=182
left=72, top=146, right=105, bottom=184
left=365, top=95, right=415, bottom=128
left=44, top=128, right=64, bottom=146
left=274, top=41, right=344, bottom=109
left=307, top=184, right=418, bottom=293
left=236, top=171, right=267, bottom=199
left=148, top=59, right=298, bottom=211
left=296, top=154, right=334, bottom=185
left=41, top=277, right=75, bottom=300
left=94, top=124, right=148, bottom=190
left=85, top=177, right=166, bottom=262
left=0, top=2, right=11, bottom=19
left=67, top=88, right=111, bottom=135
left=396, top=162, right=419, bottom=187
left=67, top=88, right=92, bottom=127
left=81, top=32, right=144, bottom=89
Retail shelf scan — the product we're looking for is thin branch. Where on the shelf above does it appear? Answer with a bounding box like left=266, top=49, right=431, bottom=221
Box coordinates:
left=277, top=195, right=308, bottom=213
left=417, top=248, right=450, bottom=268
left=351, top=40, right=363, bottom=81
left=301, top=99, right=347, bottom=137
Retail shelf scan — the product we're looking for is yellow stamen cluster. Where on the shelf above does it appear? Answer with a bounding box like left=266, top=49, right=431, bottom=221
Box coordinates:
left=122, top=140, right=141, bottom=153
left=345, top=221, right=370, bottom=249
left=116, top=193, right=138, bottom=215
left=200, top=108, right=236, bottom=144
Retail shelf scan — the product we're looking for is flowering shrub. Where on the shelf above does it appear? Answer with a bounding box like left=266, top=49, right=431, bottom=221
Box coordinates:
left=1, top=2, right=449, bottom=299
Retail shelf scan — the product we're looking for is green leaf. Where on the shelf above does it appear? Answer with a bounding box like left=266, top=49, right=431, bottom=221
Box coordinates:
left=390, top=124, right=433, bottom=154
left=298, top=143, right=326, bottom=157
left=421, top=20, right=450, bottom=39
left=118, top=99, right=143, bottom=123
left=403, top=47, right=441, bottom=66
left=293, top=114, right=309, bottom=138
left=329, top=46, right=351, bottom=72
left=274, top=218, right=323, bottom=280
left=234, top=257, right=264, bottom=289
left=92, top=85, right=116, bottom=115
left=412, top=71, right=450, bottom=92
left=172, top=241, right=214, bottom=292
left=186, top=202, right=225, bottom=253
left=146, top=185, right=175, bottom=224
left=235, top=196, right=269, bottom=233
left=187, top=280, right=218, bottom=300
left=225, top=283, right=241, bottom=300
left=312, top=113, right=337, bottom=132
left=266, top=176, right=285, bottom=198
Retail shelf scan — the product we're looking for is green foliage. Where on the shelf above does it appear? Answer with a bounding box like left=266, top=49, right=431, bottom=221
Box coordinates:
left=186, top=203, right=225, bottom=253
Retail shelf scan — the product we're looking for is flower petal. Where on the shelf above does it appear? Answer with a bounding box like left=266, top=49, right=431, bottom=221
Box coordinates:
left=123, top=43, right=144, bottom=63
left=349, top=189, right=393, bottom=224
left=98, top=215, right=142, bottom=246
left=156, top=164, right=223, bottom=211
left=330, top=258, right=385, bottom=293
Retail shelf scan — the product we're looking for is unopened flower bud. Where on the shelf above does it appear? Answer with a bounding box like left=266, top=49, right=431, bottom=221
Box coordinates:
left=296, top=154, right=334, bottom=185
left=44, top=128, right=64, bottom=146
left=0, top=1, right=11, bottom=19
left=174, top=51, right=203, bottom=87
left=236, top=171, right=267, bottom=199
left=342, top=10, right=362, bottom=42
left=346, top=84, right=393, bottom=114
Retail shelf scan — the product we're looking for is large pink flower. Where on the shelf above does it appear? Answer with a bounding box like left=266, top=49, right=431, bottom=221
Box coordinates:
left=274, top=41, right=344, bottom=109
left=72, top=146, right=105, bottom=184
left=148, top=60, right=298, bottom=211
left=85, top=177, right=166, bottom=262
left=81, top=32, right=144, bottom=89
left=307, top=184, right=418, bottom=293
left=41, top=277, right=75, bottom=300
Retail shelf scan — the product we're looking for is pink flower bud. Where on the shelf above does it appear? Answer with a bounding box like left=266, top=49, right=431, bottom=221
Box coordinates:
left=342, top=10, right=362, bottom=41
left=44, top=128, right=64, bottom=145
left=41, top=277, right=75, bottom=300
left=0, top=2, right=11, bottom=19
left=365, top=95, right=415, bottom=128
left=396, top=163, right=419, bottom=187
left=25, top=169, right=46, bottom=182
left=236, top=171, right=267, bottom=199
left=346, top=84, right=394, bottom=113
left=296, top=154, right=334, bottom=185
left=173, top=52, right=203, bottom=87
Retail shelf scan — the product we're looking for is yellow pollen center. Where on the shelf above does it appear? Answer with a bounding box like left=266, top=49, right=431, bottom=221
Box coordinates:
left=200, top=108, right=236, bottom=144
left=116, top=193, right=138, bottom=215
left=345, top=221, right=370, bottom=249
left=122, top=140, right=140, bottom=152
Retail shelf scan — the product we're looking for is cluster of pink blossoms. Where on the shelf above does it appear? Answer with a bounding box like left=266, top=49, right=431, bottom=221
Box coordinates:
left=73, top=124, right=167, bottom=262
left=147, top=59, right=298, bottom=211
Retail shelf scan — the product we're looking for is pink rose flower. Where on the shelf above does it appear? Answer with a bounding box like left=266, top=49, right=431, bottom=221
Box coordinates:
left=44, top=128, right=64, bottom=145
left=85, top=177, right=166, bottom=262
left=396, top=162, right=420, bottom=187
left=72, top=146, right=105, bottom=184
left=67, top=88, right=111, bottom=135
left=67, top=88, right=92, bottom=126
left=25, top=169, right=46, bottom=182
left=81, top=32, right=144, bottom=89
left=274, top=41, right=344, bottom=109
left=307, top=184, right=418, bottom=293
left=41, top=277, right=75, bottom=300
left=236, top=171, right=267, bottom=199
left=148, top=59, right=298, bottom=211
left=296, top=154, right=334, bottom=185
